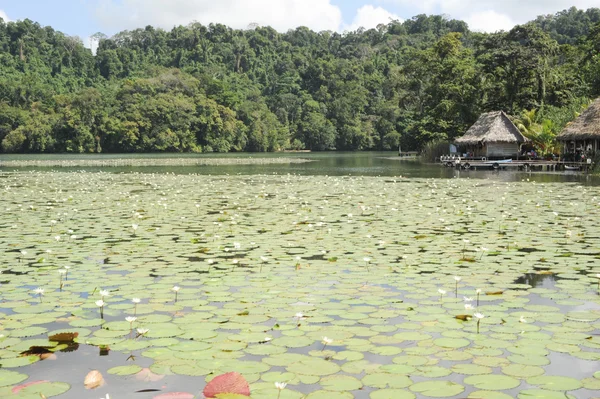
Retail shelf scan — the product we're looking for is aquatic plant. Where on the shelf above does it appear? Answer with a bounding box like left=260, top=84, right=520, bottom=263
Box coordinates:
left=171, top=286, right=180, bottom=303
left=33, top=287, right=44, bottom=303
left=454, top=276, right=461, bottom=298
left=474, top=312, right=485, bottom=333
left=275, top=382, right=287, bottom=399
left=96, top=300, right=105, bottom=319
left=321, top=336, right=333, bottom=351
left=132, top=298, right=140, bottom=316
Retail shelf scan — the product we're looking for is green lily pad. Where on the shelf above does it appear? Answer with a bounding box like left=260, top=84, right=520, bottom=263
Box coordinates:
left=464, top=375, right=520, bottom=390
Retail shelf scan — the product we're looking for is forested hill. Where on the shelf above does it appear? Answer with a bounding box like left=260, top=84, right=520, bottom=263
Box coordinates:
left=0, top=7, right=599, bottom=154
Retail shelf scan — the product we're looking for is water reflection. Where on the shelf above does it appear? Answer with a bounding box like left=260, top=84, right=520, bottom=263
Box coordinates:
left=2, top=152, right=600, bottom=184
left=514, top=273, right=557, bottom=289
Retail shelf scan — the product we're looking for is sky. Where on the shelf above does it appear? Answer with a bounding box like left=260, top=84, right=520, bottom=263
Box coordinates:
left=0, top=0, right=598, bottom=46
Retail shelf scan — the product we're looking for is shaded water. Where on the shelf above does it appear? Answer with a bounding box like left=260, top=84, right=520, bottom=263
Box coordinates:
left=1, top=151, right=599, bottom=183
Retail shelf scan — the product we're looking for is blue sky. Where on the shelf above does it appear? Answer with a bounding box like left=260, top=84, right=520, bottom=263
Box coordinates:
left=0, top=0, right=597, bottom=41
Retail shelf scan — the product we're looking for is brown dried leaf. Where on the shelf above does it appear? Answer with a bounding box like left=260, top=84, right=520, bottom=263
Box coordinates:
left=49, top=332, right=79, bottom=343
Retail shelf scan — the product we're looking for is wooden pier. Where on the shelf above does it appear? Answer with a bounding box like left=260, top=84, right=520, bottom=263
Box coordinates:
left=438, top=156, right=592, bottom=172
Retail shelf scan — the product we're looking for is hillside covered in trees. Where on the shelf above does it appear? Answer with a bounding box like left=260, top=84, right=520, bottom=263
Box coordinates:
left=0, top=7, right=599, bottom=153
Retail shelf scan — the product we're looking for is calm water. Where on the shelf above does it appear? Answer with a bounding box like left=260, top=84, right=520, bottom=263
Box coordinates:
left=0, top=152, right=597, bottom=184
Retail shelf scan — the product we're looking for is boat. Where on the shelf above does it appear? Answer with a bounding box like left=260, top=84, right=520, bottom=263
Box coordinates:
left=484, top=159, right=512, bottom=164
left=564, top=165, right=580, bottom=171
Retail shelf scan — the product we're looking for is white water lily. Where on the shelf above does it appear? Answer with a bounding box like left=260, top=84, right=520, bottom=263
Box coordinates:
left=438, top=289, right=446, bottom=295
left=275, top=382, right=287, bottom=390
left=33, top=287, right=44, bottom=295
left=519, top=316, right=527, bottom=323
left=322, top=337, right=333, bottom=345
left=136, top=328, right=149, bottom=335
left=171, top=286, right=180, bottom=292
left=132, top=298, right=141, bottom=303
left=464, top=304, right=474, bottom=310
left=95, top=300, right=105, bottom=307
left=58, top=269, right=67, bottom=275
left=125, top=316, right=137, bottom=323
left=295, top=312, right=304, bottom=319
left=454, top=276, right=461, bottom=282
left=464, top=297, right=473, bottom=302
left=99, top=289, right=110, bottom=297
left=474, top=312, right=484, bottom=333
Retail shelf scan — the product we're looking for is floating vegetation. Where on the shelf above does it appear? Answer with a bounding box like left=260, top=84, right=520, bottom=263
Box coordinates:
left=0, top=157, right=312, bottom=168
left=0, top=171, right=599, bottom=398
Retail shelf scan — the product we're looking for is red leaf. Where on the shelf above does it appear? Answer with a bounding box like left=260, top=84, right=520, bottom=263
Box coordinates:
left=12, top=380, right=49, bottom=394
left=153, top=393, right=194, bottom=399
left=203, top=372, right=250, bottom=398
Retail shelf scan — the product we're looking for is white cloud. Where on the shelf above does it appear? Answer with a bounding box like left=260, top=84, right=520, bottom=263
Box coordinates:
left=95, top=0, right=343, bottom=33
left=464, top=10, right=514, bottom=33
left=345, top=5, right=403, bottom=32
left=387, top=0, right=600, bottom=31
left=0, top=9, right=10, bottom=22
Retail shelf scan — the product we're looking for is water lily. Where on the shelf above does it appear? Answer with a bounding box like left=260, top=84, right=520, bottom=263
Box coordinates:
left=295, top=312, right=304, bottom=326
left=132, top=297, right=140, bottom=315
left=476, top=288, right=482, bottom=306
left=275, top=382, right=287, bottom=399
left=321, top=336, right=333, bottom=351
left=172, top=286, right=180, bottom=302
left=363, top=257, right=371, bottom=272
left=519, top=315, right=527, bottom=323
left=99, top=289, right=110, bottom=298
left=454, top=276, right=461, bottom=297
left=474, top=312, right=484, bottom=333
left=464, top=304, right=474, bottom=311
left=96, top=300, right=105, bottom=319
left=33, top=287, right=44, bottom=302
left=136, top=328, right=149, bottom=337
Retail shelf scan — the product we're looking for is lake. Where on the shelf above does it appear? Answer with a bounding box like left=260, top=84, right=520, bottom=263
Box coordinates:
left=0, top=153, right=599, bottom=399
left=0, top=152, right=599, bottom=184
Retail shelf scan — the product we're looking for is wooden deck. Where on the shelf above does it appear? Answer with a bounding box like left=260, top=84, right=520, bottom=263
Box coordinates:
left=438, top=157, right=592, bottom=172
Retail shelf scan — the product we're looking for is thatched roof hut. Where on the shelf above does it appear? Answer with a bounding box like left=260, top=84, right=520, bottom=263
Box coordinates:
left=454, top=111, right=527, bottom=158
left=455, top=111, right=527, bottom=146
left=557, top=98, right=600, bottom=142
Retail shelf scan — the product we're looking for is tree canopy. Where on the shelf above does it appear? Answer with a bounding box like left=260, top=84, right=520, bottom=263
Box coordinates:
left=0, top=8, right=599, bottom=153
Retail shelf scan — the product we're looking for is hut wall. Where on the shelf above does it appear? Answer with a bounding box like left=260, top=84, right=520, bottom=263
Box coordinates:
left=486, top=142, right=519, bottom=158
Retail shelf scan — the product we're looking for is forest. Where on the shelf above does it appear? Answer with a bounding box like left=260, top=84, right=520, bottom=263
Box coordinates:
left=0, top=7, right=599, bottom=154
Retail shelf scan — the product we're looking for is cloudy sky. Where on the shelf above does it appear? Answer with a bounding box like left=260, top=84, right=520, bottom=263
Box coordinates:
left=0, top=0, right=598, bottom=41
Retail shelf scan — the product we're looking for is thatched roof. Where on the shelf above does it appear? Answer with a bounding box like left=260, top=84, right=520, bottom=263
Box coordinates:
left=557, top=98, right=600, bottom=141
left=455, top=111, right=527, bottom=146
